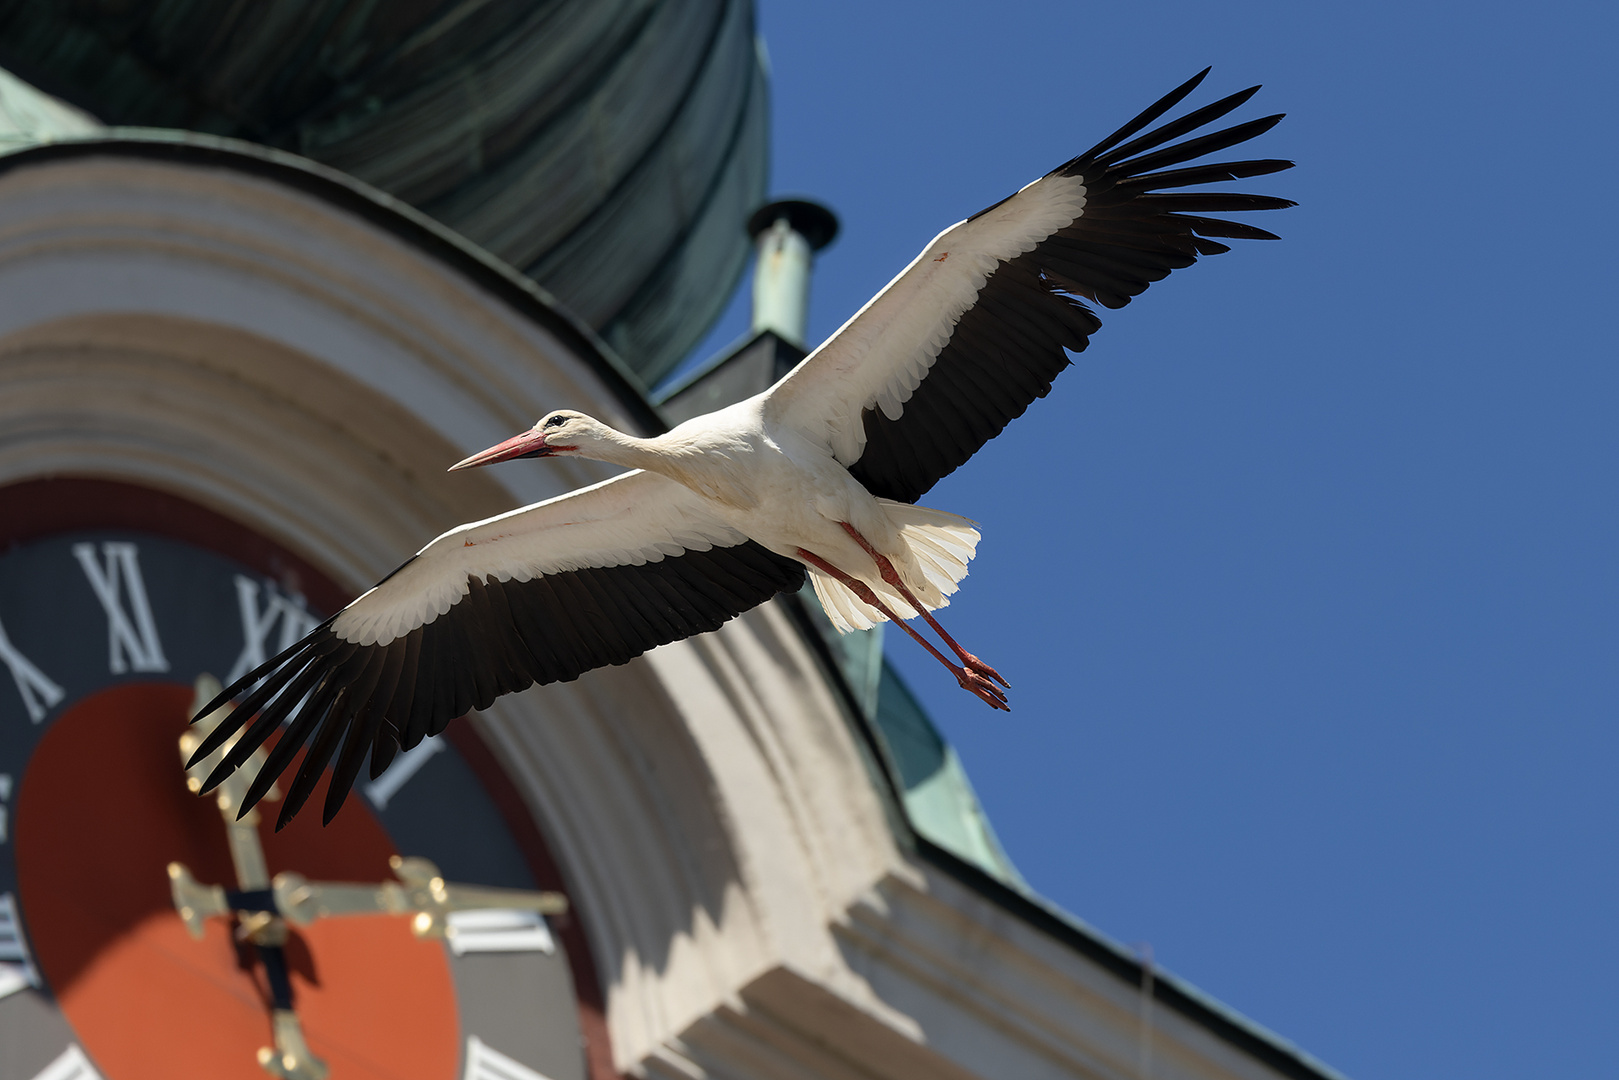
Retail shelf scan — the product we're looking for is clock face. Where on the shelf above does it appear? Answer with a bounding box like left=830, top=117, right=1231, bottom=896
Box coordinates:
left=0, top=481, right=597, bottom=1080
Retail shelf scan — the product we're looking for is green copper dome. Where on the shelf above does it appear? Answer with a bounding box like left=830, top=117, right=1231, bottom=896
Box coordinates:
left=0, top=0, right=768, bottom=386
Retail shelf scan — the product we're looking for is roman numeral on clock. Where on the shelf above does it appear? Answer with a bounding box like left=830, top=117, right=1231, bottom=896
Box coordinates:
left=0, top=891, right=42, bottom=1001
left=462, top=1035, right=555, bottom=1080
left=0, top=615, right=64, bottom=723
left=72, top=542, right=169, bottom=674
left=364, top=735, right=445, bottom=811
left=226, top=575, right=321, bottom=685
left=26, top=1043, right=103, bottom=1080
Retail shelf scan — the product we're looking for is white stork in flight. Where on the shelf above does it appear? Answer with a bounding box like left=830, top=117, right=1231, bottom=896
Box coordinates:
left=193, top=69, right=1294, bottom=828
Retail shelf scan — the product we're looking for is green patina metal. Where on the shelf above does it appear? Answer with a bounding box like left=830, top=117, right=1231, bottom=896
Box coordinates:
left=0, top=0, right=768, bottom=387
left=872, top=659, right=1024, bottom=886
left=0, top=64, right=99, bottom=149
left=798, top=593, right=1024, bottom=887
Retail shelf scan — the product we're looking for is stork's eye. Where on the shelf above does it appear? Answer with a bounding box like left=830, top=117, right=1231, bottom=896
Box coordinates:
left=543, top=415, right=566, bottom=429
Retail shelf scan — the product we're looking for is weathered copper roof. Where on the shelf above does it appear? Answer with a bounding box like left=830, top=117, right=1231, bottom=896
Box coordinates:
left=0, top=0, right=768, bottom=387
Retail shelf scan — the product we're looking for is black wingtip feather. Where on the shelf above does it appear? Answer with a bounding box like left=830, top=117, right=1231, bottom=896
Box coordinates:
left=1093, top=85, right=1263, bottom=169
left=235, top=658, right=354, bottom=816
left=1070, top=67, right=1212, bottom=165
left=369, top=727, right=401, bottom=780
left=280, top=696, right=359, bottom=829
left=192, top=685, right=236, bottom=726
left=1142, top=193, right=1297, bottom=213
left=190, top=613, right=341, bottom=725
left=1180, top=215, right=1285, bottom=241
left=1118, top=158, right=1294, bottom=191
left=187, top=654, right=317, bottom=768
left=1110, top=114, right=1287, bottom=179
left=278, top=690, right=354, bottom=830
left=322, top=709, right=381, bottom=824
left=215, top=643, right=357, bottom=781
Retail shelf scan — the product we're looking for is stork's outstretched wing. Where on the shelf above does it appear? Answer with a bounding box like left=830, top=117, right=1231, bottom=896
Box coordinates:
left=765, top=68, right=1294, bottom=503
left=189, top=470, right=804, bottom=827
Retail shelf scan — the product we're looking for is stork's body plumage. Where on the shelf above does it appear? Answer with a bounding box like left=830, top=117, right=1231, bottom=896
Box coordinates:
left=192, top=69, right=1296, bottom=828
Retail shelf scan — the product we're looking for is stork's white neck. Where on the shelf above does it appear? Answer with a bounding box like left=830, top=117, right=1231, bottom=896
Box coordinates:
left=568, top=422, right=666, bottom=471
left=574, top=421, right=724, bottom=483
left=569, top=419, right=754, bottom=509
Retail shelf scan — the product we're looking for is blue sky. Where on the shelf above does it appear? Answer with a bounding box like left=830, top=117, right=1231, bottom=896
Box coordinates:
left=688, top=3, right=1619, bottom=1077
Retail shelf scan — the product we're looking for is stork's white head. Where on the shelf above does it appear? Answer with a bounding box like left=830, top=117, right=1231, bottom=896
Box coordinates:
left=448, top=410, right=606, bottom=471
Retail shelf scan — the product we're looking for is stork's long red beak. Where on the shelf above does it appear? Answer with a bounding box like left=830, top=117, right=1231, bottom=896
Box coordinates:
left=448, top=429, right=555, bottom=471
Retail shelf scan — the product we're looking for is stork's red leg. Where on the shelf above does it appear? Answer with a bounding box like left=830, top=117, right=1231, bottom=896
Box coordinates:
left=795, top=548, right=1008, bottom=711
left=838, top=523, right=1009, bottom=689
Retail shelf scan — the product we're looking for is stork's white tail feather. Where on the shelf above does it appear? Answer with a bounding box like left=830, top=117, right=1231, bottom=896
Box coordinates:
left=810, top=501, right=981, bottom=633
left=809, top=569, right=883, bottom=633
